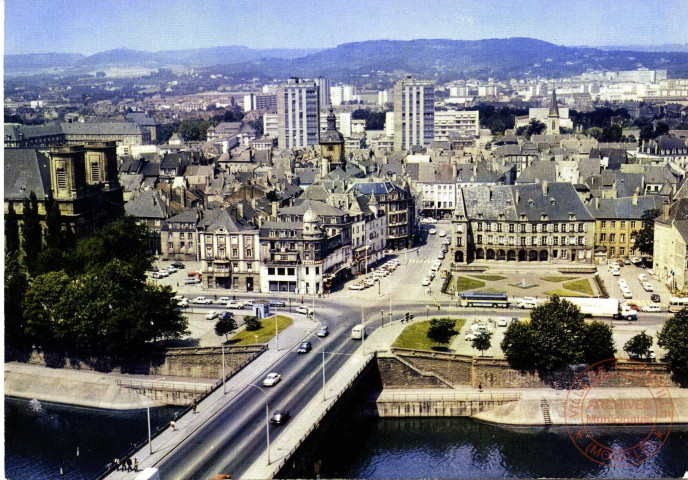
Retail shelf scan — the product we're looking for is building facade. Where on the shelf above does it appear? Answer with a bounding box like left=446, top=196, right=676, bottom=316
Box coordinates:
left=393, top=76, right=435, bottom=151
left=452, top=182, right=595, bottom=265
left=433, top=110, right=479, bottom=140
left=277, top=78, right=320, bottom=150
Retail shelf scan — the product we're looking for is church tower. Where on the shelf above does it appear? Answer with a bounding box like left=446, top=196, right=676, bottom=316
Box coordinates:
left=319, top=107, right=345, bottom=176
left=547, top=88, right=561, bottom=134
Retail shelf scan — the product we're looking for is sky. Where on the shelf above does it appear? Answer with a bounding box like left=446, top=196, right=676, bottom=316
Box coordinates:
left=4, top=0, right=688, bottom=55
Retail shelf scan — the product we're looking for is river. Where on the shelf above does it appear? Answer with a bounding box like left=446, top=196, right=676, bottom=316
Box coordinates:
left=4, top=397, right=181, bottom=480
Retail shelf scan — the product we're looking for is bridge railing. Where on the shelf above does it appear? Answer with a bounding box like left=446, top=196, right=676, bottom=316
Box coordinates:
left=116, top=379, right=213, bottom=395
left=377, top=392, right=523, bottom=403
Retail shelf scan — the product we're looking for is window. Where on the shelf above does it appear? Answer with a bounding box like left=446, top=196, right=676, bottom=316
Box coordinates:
left=188, top=242, right=193, bottom=249
left=601, top=221, right=606, bottom=228
left=278, top=267, right=285, bottom=276
left=476, top=235, right=482, bottom=244
left=57, top=169, right=67, bottom=190
left=287, top=268, right=295, bottom=275
left=168, top=242, right=173, bottom=249
left=554, top=237, right=559, bottom=245
left=631, top=221, right=636, bottom=229
left=610, top=247, right=615, bottom=256
left=232, top=248, right=239, bottom=257
left=600, top=233, right=606, bottom=242
left=477, top=223, right=482, bottom=231
left=620, top=221, right=626, bottom=228
left=180, top=241, right=185, bottom=247
left=315, top=267, right=320, bottom=274
left=268, top=267, right=275, bottom=275
left=610, top=234, right=616, bottom=242
left=246, top=248, right=253, bottom=258
left=611, top=221, right=616, bottom=228
left=553, top=224, right=559, bottom=233
left=233, top=263, right=239, bottom=269
left=620, top=234, right=625, bottom=242
left=231, top=236, right=238, bottom=244
left=90, top=162, right=100, bottom=182
left=620, top=247, right=625, bottom=256
left=509, top=224, right=515, bottom=233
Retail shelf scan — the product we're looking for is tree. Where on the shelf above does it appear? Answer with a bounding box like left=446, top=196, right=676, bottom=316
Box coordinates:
left=5, top=202, right=20, bottom=254
left=653, top=122, right=670, bottom=138
left=634, top=208, right=661, bottom=255
left=583, top=322, right=616, bottom=364
left=600, top=124, right=623, bottom=142
left=624, top=331, right=653, bottom=360
left=427, top=318, right=456, bottom=345
left=585, top=127, right=603, bottom=140
left=244, top=316, right=261, bottom=331
left=471, top=330, right=492, bottom=356
left=21, top=191, right=43, bottom=270
left=657, top=309, right=688, bottom=384
left=249, top=117, right=264, bottom=136
left=215, top=316, right=238, bottom=342
left=639, top=124, right=655, bottom=143
left=500, top=321, right=535, bottom=368
left=502, top=296, right=586, bottom=371
left=44, top=193, right=64, bottom=250
left=22, top=270, right=71, bottom=349
left=5, top=252, right=30, bottom=351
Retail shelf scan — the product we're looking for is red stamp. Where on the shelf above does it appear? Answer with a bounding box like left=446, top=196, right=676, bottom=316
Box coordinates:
left=564, top=359, right=674, bottom=467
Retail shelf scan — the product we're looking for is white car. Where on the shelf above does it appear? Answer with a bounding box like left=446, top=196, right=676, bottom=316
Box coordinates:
left=262, top=373, right=281, bottom=387
left=642, top=282, right=654, bottom=292
left=226, top=300, right=245, bottom=309
left=348, top=283, right=366, bottom=290
left=470, top=323, right=490, bottom=333
left=438, top=230, right=447, bottom=237
left=497, top=317, right=508, bottom=327
left=648, top=269, right=654, bottom=276
left=166, top=265, right=178, bottom=273
left=178, top=298, right=189, bottom=308
left=422, top=277, right=431, bottom=286
left=642, top=304, right=661, bottom=312
left=631, top=257, right=641, bottom=264
left=429, top=228, right=437, bottom=235
left=517, top=297, right=537, bottom=309
left=216, top=297, right=231, bottom=304
left=612, top=269, right=621, bottom=276
left=205, top=311, right=218, bottom=320
left=638, top=274, right=647, bottom=282
left=465, top=332, right=479, bottom=341
left=192, top=296, right=212, bottom=304
left=296, top=306, right=314, bottom=315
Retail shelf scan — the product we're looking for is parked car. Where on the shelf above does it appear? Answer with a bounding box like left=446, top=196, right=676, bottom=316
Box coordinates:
left=642, top=304, right=661, bottom=313
left=422, top=277, right=431, bottom=286
left=216, top=297, right=231, bottom=304
left=642, top=282, right=654, bottom=292
left=268, top=299, right=286, bottom=308
left=178, top=299, right=189, bottom=308
left=648, top=269, right=654, bottom=275
left=297, top=341, right=312, bottom=354
left=348, top=283, right=366, bottom=290
left=184, top=277, right=201, bottom=285
left=296, top=306, right=314, bottom=315
left=612, top=268, right=621, bottom=276
left=624, top=258, right=631, bottom=265
left=262, top=373, right=281, bottom=387
left=497, top=317, right=508, bottom=327
left=316, top=326, right=329, bottom=337
left=438, top=230, right=447, bottom=237
left=192, top=297, right=212, bottom=304
left=429, top=228, right=437, bottom=235
left=270, top=410, right=291, bottom=425
left=205, top=311, right=219, bottom=320
left=638, top=274, right=647, bottom=282
left=171, top=261, right=185, bottom=269
left=218, top=311, right=233, bottom=321
left=226, top=300, right=245, bottom=309
left=630, top=257, right=641, bottom=265
left=651, top=294, right=661, bottom=303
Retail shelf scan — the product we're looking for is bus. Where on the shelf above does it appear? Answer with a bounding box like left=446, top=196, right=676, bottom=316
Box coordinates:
left=668, top=297, right=688, bottom=312
left=459, top=292, right=509, bottom=308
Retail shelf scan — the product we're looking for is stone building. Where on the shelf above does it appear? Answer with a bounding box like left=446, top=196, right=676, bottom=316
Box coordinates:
left=199, top=206, right=260, bottom=291
left=4, top=142, right=124, bottom=241
left=451, top=182, right=595, bottom=265
left=653, top=199, right=688, bottom=291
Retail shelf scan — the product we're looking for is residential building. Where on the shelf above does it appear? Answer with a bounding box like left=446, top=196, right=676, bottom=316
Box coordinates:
left=4, top=122, right=150, bottom=149
left=452, top=182, right=595, bottom=265
left=350, top=181, right=415, bottom=250
left=124, top=189, right=171, bottom=254
left=317, top=76, right=331, bottom=108
left=393, top=76, right=435, bottom=151
left=263, top=113, right=279, bottom=137
left=277, top=77, right=320, bottom=150
left=634, top=135, right=688, bottom=167
left=587, top=194, right=662, bottom=261
left=319, top=111, right=352, bottom=137
left=199, top=206, right=260, bottom=290
left=654, top=199, right=688, bottom=290
left=434, top=110, right=479, bottom=140
left=160, top=209, right=202, bottom=261
left=125, top=113, right=161, bottom=143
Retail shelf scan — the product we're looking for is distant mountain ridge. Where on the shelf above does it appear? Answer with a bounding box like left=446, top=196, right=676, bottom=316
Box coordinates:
left=6, top=38, right=688, bottom=80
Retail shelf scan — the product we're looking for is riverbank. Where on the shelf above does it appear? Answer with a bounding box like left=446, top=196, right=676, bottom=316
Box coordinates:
left=4, top=362, right=217, bottom=410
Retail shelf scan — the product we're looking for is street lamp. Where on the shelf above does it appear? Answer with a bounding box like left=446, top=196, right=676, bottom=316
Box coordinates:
left=247, top=384, right=271, bottom=465
left=222, top=343, right=226, bottom=394
left=146, top=396, right=152, bottom=454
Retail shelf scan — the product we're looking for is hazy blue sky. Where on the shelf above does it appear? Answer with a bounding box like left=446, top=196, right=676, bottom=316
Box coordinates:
left=5, top=0, right=688, bottom=55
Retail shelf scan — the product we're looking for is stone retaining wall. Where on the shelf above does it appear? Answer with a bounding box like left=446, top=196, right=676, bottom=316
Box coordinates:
left=381, top=349, right=676, bottom=389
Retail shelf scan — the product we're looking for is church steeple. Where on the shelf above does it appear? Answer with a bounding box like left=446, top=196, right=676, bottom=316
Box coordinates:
left=319, top=106, right=345, bottom=176
left=548, top=88, right=560, bottom=118
left=547, top=87, right=560, bottom=134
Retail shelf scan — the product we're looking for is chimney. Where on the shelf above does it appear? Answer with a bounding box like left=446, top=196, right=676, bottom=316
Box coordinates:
left=542, top=180, right=548, bottom=196
left=271, top=201, right=278, bottom=219
left=632, top=188, right=639, bottom=205
left=662, top=198, right=670, bottom=221
left=515, top=190, right=520, bottom=204
left=595, top=197, right=599, bottom=209
left=251, top=198, right=257, bottom=209
left=237, top=202, right=244, bottom=220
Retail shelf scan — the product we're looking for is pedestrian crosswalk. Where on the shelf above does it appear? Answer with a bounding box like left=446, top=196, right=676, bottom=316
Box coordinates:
left=408, top=258, right=436, bottom=264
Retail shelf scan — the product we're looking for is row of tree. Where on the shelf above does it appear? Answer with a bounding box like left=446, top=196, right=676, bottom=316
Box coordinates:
left=5, top=204, right=189, bottom=358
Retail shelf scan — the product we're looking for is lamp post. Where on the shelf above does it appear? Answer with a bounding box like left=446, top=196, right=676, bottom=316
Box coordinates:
left=222, top=343, right=226, bottom=394
left=275, top=315, right=279, bottom=351
left=147, top=396, right=152, bottom=454
left=247, top=384, right=271, bottom=465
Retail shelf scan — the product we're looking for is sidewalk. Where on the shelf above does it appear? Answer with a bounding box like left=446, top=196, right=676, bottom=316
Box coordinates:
left=100, top=312, right=320, bottom=479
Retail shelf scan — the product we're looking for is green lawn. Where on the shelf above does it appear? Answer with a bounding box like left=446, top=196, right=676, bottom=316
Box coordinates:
left=392, top=318, right=466, bottom=351
left=454, top=276, right=486, bottom=292
left=562, top=279, right=595, bottom=296
left=480, top=287, right=507, bottom=294
left=470, top=274, right=506, bottom=281
left=541, top=276, right=577, bottom=283
left=546, top=289, right=586, bottom=298
left=229, top=315, right=294, bottom=345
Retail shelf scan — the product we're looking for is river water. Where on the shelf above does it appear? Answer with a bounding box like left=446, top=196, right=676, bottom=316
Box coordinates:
left=6, top=396, right=688, bottom=479
left=4, top=397, right=181, bottom=480
left=282, top=416, right=688, bottom=479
